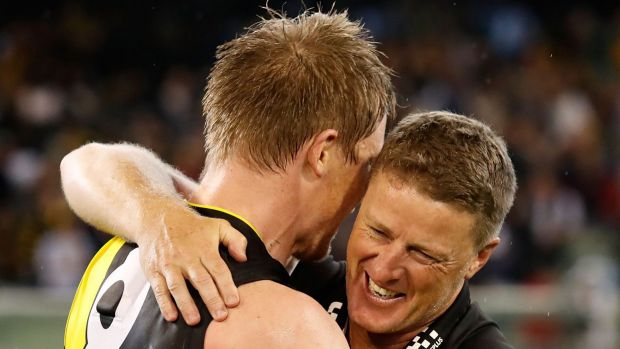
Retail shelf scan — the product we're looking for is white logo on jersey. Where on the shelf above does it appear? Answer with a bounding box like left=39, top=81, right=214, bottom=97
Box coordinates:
left=86, top=248, right=150, bottom=349
left=407, top=329, right=443, bottom=349
left=327, top=301, right=343, bottom=321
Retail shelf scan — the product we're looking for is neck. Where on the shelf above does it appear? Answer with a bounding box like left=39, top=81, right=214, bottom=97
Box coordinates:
left=190, top=160, right=303, bottom=265
left=348, top=321, right=426, bottom=349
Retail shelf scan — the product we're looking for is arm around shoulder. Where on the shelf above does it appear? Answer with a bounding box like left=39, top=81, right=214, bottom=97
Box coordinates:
left=61, top=142, right=249, bottom=326
left=60, top=142, right=196, bottom=241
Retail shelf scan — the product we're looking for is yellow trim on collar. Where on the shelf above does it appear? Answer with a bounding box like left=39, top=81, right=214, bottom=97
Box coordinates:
left=187, top=202, right=263, bottom=241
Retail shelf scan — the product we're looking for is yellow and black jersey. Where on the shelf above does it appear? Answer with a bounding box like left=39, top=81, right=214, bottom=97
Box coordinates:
left=65, top=204, right=290, bottom=349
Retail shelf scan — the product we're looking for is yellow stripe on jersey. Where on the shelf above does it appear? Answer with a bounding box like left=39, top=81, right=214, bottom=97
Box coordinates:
left=187, top=202, right=264, bottom=241
left=64, top=237, right=127, bottom=349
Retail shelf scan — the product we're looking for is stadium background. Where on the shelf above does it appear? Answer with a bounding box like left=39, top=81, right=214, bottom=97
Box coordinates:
left=1, top=0, right=619, bottom=347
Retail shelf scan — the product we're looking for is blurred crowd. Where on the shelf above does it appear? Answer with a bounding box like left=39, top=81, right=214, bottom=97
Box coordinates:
left=1, top=1, right=619, bottom=296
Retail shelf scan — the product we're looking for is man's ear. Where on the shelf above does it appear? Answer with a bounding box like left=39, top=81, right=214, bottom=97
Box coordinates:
left=465, top=237, right=500, bottom=280
left=306, top=129, right=339, bottom=177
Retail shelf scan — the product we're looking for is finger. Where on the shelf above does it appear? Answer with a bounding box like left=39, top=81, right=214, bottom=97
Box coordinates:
left=163, top=267, right=201, bottom=325
left=149, top=272, right=178, bottom=322
left=219, top=223, right=248, bottom=262
left=187, top=264, right=229, bottom=321
left=201, top=253, right=240, bottom=308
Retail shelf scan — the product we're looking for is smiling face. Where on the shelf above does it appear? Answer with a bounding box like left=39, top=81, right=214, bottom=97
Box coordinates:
left=345, top=111, right=515, bottom=344
left=346, top=171, right=482, bottom=336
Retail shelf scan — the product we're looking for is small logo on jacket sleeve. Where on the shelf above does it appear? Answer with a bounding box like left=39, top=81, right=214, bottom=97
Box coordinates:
left=327, top=301, right=343, bottom=321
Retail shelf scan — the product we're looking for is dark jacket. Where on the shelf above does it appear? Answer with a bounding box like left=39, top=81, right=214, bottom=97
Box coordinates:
left=292, top=257, right=514, bottom=349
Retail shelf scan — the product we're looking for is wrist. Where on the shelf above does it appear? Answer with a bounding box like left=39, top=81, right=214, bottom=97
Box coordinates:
left=135, top=196, right=189, bottom=246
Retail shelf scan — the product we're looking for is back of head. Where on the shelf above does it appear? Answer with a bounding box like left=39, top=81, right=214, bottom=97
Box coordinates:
left=203, top=9, right=396, bottom=171
left=372, top=111, right=517, bottom=249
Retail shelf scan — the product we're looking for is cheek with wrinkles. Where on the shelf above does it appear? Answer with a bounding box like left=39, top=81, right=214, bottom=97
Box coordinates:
left=428, top=260, right=453, bottom=276
left=362, top=229, right=376, bottom=241
left=349, top=227, right=372, bottom=246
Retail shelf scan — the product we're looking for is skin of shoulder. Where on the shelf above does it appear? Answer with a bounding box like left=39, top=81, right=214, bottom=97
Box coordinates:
left=204, top=280, right=349, bottom=349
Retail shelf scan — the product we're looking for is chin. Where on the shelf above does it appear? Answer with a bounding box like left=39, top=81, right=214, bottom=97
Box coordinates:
left=349, top=307, right=404, bottom=334
left=347, top=273, right=410, bottom=335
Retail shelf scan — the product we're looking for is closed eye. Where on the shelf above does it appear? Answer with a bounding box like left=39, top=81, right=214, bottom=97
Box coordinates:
left=408, top=247, right=439, bottom=265
left=368, top=226, right=388, bottom=240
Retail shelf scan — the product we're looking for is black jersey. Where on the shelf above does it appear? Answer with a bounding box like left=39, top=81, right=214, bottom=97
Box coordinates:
left=65, top=204, right=289, bottom=349
left=291, top=257, right=514, bottom=349
left=291, top=255, right=349, bottom=330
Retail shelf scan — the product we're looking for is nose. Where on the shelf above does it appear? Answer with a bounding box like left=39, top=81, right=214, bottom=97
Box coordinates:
left=366, top=244, right=406, bottom=284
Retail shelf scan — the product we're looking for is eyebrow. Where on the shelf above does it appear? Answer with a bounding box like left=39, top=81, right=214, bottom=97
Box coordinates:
left=367, top=218, right=393, bottom=237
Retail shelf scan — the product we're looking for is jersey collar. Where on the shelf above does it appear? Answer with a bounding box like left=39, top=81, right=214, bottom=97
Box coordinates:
left=404, top=282, right=471, bottom=349
left=187, top=202, right=263, bottom=241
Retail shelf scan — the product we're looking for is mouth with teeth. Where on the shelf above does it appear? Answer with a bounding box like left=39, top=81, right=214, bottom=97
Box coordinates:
left=365, top=272, right=405, bottom=301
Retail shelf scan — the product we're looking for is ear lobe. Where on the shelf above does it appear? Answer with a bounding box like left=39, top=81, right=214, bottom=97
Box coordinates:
left=306, top=129, right=339, bottom=177
left=465, top=237, right=500, bottom=280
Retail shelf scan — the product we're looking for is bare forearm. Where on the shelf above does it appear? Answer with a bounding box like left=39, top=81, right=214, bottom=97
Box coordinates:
left=60, top=142, right=197, bottom=243
left=61, top=142, right=248, bottom=323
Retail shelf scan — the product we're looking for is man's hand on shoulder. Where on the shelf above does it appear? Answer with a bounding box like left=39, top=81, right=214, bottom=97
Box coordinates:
left=60, top=142, right=250, bottom=325
left=138, top=200, right=249, bottom=325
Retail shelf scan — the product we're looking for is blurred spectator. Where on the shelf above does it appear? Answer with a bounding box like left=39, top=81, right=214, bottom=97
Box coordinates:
left=528, top=169, right=586, bottom=277
left=33, top=198, right=93, bottom=290
left=3, top=148, right=45, bottom=192
left=569, top=255, right=618, bottom=349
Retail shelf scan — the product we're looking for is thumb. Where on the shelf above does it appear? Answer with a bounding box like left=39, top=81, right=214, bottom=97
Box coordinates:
left=219, top=223, right=247, bottom=262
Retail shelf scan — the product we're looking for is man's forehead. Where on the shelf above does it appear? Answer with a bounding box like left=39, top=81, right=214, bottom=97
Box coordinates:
left=363, top=205, right=461, bottom=261
left=363, top=172, right=476, bottom=252
left=367, top=169, right=410, bottom=190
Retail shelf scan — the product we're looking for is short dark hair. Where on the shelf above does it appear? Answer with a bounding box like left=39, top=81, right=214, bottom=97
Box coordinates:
left=373, top=111, right=517, bottom=249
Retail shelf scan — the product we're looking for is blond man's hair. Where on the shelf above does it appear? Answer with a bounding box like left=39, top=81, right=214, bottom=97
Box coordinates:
left=202, top=10, right=396, bottom=171
left=373, top=111, right=517, bottom=250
